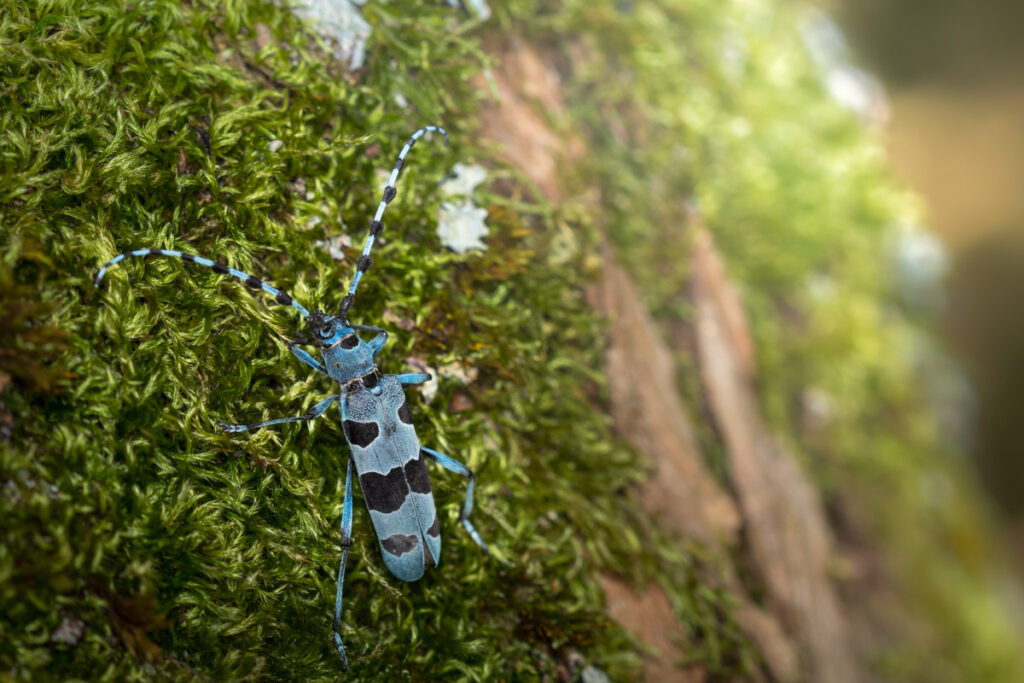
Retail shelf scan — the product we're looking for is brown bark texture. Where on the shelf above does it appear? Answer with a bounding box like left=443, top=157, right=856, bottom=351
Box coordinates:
left=477, top=37, right=859, bottom=683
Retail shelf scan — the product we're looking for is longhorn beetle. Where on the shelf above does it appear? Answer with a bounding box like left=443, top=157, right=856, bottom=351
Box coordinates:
left=95, top=125, right=488, bottom=668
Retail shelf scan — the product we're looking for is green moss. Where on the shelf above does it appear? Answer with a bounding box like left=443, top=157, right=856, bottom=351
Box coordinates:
left=1, top=0, right=752, bottom=679
left=515, top=0, right=1024, bottom=680
left=5, top=0, right=1019, bottom=680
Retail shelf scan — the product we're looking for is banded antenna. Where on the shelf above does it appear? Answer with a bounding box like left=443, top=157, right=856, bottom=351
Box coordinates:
left=94, top=248, right=311, bottom=318
left=337, top=125, right=449, bottom=321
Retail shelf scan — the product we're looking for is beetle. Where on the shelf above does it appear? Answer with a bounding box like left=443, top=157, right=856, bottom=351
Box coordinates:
left=94, top=125, right=488, bottom=668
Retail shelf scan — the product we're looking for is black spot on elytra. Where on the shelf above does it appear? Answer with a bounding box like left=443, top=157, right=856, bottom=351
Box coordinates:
left=381, top=534, right=418, bottom=557
left=426, top=516, right=440, bottom=538
left=397, top=400, right=412, bottom=425
left=405, top=451, right=431, bottom=494
left=361, top=372, right=378, bottom=389
left=359, top=467, right=408, bottom=513
left=343, top=420, right=379, bottom=448
left=423, top=537, right=436, bottom=566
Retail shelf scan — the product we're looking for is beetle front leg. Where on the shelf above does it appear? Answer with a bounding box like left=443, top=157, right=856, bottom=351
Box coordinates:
left=348, top=323, right=388, bottom=355
left=288, top=342, right=328, bottom=375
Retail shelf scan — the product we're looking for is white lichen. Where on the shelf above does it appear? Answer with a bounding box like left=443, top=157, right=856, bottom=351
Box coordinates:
left=440, top=162, right=488, bottom=197
left=402, top=359, right=479, bottom=403
left=316, top=233, right=353, bottom=261
left=293, top=0, right=371, bottom=71
left=437, top=162, right=489, bottom=254
left=800, top=8, right=888, bottom=125
left=437, top=200, right=489, bottom=254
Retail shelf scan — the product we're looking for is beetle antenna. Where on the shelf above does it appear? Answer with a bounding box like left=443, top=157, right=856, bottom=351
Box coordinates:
left=95, top=248, right=311, bottom=318
left=338, top=125, right=449, bottom=320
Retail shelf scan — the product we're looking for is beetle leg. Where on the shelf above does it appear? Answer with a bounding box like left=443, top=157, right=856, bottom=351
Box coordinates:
left=288, top=342, right=328, bottom=375
left=332, top=457, right=355, bottom=669
left=216, top=394, right=337, bottom=433
left=395, top=372, right=431, bottom=386
left=420, top=446, right=488, bottom=553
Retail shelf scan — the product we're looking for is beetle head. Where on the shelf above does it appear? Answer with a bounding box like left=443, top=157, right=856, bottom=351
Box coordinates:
left=308, top=309, right=353, bottom=347
left=308, top=309, right=375, bottom=381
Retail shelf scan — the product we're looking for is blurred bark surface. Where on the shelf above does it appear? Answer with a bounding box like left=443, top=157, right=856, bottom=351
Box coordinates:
left=693, top=230, right=858, bottom=683
left=595, top=249, right=742, bottom=545
left=478, top=36, right=857, bottom=683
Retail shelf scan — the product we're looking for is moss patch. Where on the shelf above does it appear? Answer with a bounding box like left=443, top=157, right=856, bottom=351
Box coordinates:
left=1, top=0, right=749, bottom=679
left=5, top=0, right=1022, bottom=681
left=518, top=0, right=1024, bottom=680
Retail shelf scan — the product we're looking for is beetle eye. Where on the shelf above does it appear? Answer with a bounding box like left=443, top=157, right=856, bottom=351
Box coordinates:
left=339, top=335, right=359, bottom=350
left=317, top=325, right=333, bottom=338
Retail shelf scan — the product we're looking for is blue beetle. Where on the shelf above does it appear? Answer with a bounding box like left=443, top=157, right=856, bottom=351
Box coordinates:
left=95, top=126, right=487, bottom=668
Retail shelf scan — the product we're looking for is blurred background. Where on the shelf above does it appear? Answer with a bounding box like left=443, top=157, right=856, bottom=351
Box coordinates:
left=827, top=0, right=1024, bottom=564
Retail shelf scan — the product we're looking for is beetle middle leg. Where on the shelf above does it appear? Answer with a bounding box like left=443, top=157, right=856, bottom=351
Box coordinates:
left=419, top=446, right=488, bottom=553
left=216, top=394, right=338, bottom=433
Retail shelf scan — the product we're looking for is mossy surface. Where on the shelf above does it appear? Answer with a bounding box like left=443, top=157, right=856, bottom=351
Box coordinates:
left=3, top=0, right=1022, bottom=681
left=519, top=0, right=1024, bottom=681
left=1, top=0, right=745, bottom=679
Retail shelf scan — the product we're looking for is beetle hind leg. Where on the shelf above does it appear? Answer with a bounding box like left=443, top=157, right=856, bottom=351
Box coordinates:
left=419, top=446, right=488, bottom=553
left=332, top=458, right=355, bottom=669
